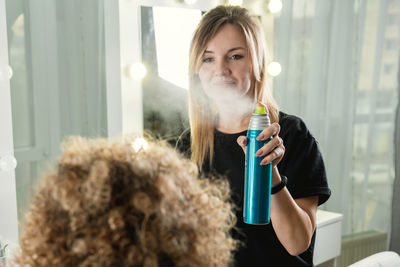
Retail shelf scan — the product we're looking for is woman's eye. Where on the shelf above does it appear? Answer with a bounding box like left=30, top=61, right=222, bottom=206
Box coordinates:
left=231, top=54, right=244, bottom=60
left=202, top=57, right=213, bottom=63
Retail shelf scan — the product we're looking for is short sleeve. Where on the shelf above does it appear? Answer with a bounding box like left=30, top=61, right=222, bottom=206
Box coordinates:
left=278, top=113, right=331, bottom=205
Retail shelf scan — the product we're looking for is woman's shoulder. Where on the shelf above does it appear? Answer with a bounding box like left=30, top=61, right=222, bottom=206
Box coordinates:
left=279, top=111, right=311, bottom=139
left=278, top=111, right=330, bottom=205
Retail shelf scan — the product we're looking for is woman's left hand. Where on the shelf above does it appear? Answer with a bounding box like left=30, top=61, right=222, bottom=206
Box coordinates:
left=237, top=122, right=285, bottom=168
left=256, top=123, right=285, bottom=167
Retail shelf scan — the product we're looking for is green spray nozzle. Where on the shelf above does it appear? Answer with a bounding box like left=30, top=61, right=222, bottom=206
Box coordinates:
left=255, top=102, right=266, bottom=114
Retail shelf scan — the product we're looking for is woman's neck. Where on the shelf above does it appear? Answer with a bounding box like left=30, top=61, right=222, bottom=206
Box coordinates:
left=215, top=101, right=252, bottom=134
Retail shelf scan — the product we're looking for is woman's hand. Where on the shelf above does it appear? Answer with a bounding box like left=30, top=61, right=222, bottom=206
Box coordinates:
left=236, top=123, right=285, bottom=167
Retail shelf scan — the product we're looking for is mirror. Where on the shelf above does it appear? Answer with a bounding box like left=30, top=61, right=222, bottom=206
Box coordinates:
left=141, top=6, right=203, bottom=143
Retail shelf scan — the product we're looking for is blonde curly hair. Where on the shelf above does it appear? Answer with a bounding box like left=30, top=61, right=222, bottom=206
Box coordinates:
left=15, top=136, right=237, bottom=266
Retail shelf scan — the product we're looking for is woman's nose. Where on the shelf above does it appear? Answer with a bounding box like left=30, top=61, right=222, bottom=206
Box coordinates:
left=215, top=59, right=230, bottom=76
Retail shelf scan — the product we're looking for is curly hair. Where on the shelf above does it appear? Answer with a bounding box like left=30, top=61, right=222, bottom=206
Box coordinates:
left=15, top=136, right=237, bottom=266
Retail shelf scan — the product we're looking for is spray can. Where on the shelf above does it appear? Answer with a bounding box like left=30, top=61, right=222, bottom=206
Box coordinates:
left=243, top=102, right=272, bottom=224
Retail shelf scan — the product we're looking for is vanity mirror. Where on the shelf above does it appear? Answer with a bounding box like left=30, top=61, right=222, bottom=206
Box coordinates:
left=140, top=5, right=203, bottom=141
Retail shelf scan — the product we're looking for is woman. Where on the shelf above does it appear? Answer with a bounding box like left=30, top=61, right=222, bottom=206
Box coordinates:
left=177, top=5, right=331, bottom=267
left=15, top=136, right=237, bottom=267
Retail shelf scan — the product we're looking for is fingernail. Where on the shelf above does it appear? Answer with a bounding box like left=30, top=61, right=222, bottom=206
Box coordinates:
left=257, top=134, right=264, bottom=140
left=256, top=150, right=262, bottom=156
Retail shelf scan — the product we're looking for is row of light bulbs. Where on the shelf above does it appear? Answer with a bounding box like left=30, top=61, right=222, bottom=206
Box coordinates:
left=1, top=62, right=280, bottom=83
left=127, top=61, right=282, bottom=81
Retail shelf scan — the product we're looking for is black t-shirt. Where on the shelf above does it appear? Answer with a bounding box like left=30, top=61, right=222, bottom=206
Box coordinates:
left=176, top=112, right=331, bottom=267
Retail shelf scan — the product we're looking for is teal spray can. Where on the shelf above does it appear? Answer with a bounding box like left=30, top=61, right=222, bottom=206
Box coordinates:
left=243, top=102, right=272, bottom=224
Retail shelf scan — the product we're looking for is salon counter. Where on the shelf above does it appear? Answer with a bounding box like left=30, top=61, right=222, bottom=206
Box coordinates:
left=314, top=210, right=343, bottom=267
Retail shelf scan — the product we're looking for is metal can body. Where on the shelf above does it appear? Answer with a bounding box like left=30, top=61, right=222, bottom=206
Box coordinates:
left=244, top=113, right=272, bottom=225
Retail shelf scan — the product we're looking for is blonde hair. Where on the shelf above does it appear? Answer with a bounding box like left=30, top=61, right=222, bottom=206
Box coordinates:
left=15, top=136, right=237, bottom=267
left=188, top=5, right=279, bottom=168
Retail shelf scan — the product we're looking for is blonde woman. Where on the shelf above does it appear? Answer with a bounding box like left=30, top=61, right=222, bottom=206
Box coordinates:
left=176, top=5, right=331, bottom=267
left=15, top=137, right=237, bottom=267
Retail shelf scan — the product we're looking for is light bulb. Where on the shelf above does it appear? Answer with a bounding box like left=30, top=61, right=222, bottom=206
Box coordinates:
left=128, top=63, right=147, bottom=81
left=184, top=0, right=197, bottom=4
left=267, top=62, right=282, bottom=77
left=229, top=0, right=243, bottom=6
left=268, top=0, right=283, bottom=14
left=0, top=65, right=13, bottom=81
left=0, top=155, right=17, bottom=172
left=132, top=138, right=149, bottom=152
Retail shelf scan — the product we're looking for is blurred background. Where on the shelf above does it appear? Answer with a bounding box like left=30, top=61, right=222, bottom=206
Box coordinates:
left=0, top=0, right=399, bottom=266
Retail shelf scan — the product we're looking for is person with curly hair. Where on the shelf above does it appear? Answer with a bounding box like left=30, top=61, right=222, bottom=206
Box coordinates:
left=15, top=136, right=237, bottom=267
left=176, top=4, right=331, bottom=267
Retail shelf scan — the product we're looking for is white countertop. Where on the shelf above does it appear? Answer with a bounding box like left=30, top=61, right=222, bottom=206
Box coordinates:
left=314, top=209, right=343, bottom=265
left=317, top=209, right=343, bottom=228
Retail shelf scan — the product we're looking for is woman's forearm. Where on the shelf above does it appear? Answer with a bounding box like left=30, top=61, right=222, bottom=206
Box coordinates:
left=269, top=167, right=317, bottom=256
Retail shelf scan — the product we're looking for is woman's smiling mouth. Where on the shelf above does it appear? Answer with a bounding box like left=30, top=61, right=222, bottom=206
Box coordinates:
left=213, top=80, right=236, bottom=87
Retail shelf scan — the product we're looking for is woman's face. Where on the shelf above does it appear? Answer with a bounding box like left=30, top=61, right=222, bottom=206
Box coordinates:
left=198, top=23, right=253, bottom=104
